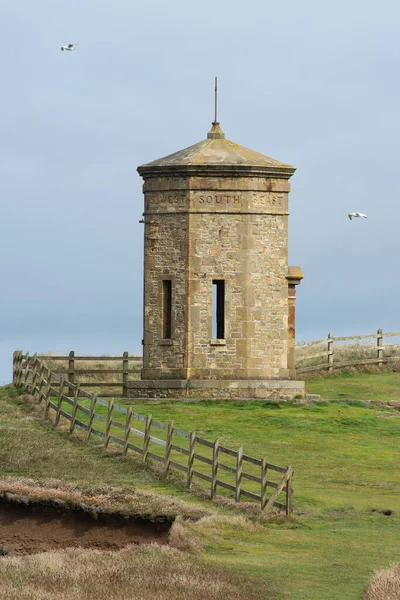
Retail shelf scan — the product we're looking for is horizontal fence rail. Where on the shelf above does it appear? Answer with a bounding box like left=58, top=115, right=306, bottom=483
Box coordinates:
left=12, top=351, right=293, bottom=515
left=296, top=329, right=400, bottom=374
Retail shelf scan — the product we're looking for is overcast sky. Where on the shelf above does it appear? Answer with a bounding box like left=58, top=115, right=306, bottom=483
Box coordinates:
left=1, top=0, right=400, bottom=383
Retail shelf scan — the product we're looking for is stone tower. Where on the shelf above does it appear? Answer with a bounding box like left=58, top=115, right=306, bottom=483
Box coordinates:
left=128, top=122, right=304, bottom=399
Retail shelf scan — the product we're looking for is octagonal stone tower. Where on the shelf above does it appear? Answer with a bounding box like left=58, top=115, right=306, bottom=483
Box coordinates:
left=128, top=122, right=304, bottom=399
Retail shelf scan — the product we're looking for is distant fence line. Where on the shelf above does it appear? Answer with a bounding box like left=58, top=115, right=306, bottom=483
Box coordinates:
left=12, top=351, right=293, bottom=515
left=296, top=329, right=400, bottom=374
left=31, top=329, right=400, bottom=391
left=35, top=352, right=142, bottom=398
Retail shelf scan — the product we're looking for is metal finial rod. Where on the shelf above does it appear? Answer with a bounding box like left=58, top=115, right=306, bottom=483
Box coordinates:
left=214, top=76, right=218, bottom=124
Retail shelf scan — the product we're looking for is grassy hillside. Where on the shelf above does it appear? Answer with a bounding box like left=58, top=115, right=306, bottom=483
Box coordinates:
left=305, top=369, right=400, bottom=401
left=119, top=397, right=400, bottom=512
left=1, top=385, right=400, bottom=599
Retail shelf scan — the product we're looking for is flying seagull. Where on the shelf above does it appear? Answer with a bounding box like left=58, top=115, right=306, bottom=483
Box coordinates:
left=61, top=44, right=78, bottom=52
left=348, top=212, right=367, bottom=220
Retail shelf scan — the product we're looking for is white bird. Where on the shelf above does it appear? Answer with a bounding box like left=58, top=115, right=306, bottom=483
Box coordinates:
left=348, top=212, right=367, bottom=220
left=61, top=44, right=78, bottom=52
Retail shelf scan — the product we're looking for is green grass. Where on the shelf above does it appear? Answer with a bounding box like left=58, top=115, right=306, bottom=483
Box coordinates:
left=186, top=512, right=400, bottom=600
left=2, top=385, right=400, bottom=599
left=51, top=391, right=400, bottom=511
left=305, top=369, right=400, bottom=401
left=115, top=397, right=400, bottom=513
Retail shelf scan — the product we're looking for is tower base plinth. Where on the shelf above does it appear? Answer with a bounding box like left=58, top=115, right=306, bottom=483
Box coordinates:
left=127, top=379, right=305, bottom=400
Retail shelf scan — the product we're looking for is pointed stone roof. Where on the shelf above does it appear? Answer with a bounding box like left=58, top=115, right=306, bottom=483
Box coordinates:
left=138, top=123, right=296, bottom=179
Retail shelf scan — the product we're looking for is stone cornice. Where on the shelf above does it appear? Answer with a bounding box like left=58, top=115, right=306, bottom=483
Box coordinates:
left=137, top=164, right=296, bottom=180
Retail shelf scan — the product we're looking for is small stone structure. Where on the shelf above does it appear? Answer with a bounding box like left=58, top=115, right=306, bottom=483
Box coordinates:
left=128, top=121, right=304, bottom=399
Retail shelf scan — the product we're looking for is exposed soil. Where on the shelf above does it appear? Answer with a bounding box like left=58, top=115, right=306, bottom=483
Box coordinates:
left=0, top=499, right=171, bottom=556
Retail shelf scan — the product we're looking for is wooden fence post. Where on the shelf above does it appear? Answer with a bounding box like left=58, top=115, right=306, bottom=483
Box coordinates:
left=31, top=367, right=37, bottom=396
left=261, top=456, right=268, bottom=509
left=37, top=365, right=46, bottom=402
left=211, top=439, right=219, bottom=499
left=19, top=352, right=24, bottom=386
left=122, top=352, right=129, bottom=398
left=264, top=465, right=293, bottom=513
left=327, top=333, right=334, bottom=372
left=123, top=406, right=133, bottom=455
left=13, top=352, right=19, bottom=388
left=377, top=329, right=383, bottom=368
left=12, top=351, right=19, bottom=386
left=41, top=368, right=51, bottom=405
left=104, top=399, right=114, bottom=449
left=19, top=352, right=25, bottom=388
left=30, top=354, right=38, bottom=393
left=55, top=377, right=65, bottom=426
left=31, top=356, right=40, bottom=397
left=18, top=352, right=25, bottom=388
left=86, top=396, right=97, bottom=442
left=13, top=351, right=22, bottom=388
left=142, top=415, right=152, bottom=464
left=235, top=447, right=243, bottom=502
left=68, top=351, right=75, bottom=393
left=186, top=430, right=195, bottom=487
left=44, top=370, right=52, bottom=416
left=70, top=386, right=81, bottom=433
left=19, top=353, right=26, bottom=389
left=12, top=352, right=16, bottom=385
left=164, top=420, right=174, bottom=476
left=285, top=470, right=293, bottom=516
left=23, top=352, right=31, bottom=387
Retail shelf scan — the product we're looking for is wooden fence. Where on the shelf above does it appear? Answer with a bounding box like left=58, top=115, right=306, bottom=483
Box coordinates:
left=296, top=329, right=400, bottom=374
left=12, top=351, right=293, bottom=515
left=32, top=352, right=142, bottom=397
left=20, top=329, right=400, bottom=392
left=34, top=328, right=400, bottom=390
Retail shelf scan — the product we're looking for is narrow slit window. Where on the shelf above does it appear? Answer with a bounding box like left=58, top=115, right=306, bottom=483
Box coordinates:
left=212, top=280, right=225, bottom=339
left=162, top=280, right=172, bottom=339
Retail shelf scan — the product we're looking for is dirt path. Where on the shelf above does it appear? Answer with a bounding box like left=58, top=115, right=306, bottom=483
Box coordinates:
left=0, top=501, right=170, bottom=556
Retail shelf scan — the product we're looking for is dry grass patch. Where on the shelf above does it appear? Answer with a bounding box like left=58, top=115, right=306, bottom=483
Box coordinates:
left=362, top=564, right=400, bottom=599
left=0, top=545, right=272, bottom=600
left=169, top=516, right=205, bottom=553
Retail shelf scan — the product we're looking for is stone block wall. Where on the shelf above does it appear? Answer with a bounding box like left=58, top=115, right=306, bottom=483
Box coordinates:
left=141, top=174, right=292, bottom=381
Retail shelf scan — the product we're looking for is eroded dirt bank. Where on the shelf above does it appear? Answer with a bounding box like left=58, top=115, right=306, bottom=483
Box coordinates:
left=0, top=497, right=171, bottom=556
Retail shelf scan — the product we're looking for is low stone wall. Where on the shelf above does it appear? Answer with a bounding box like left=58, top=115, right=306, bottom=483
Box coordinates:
left=127, top=379, right=305, bottom=400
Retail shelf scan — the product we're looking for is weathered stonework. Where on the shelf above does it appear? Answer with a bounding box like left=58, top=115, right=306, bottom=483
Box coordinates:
left=130, top=123, right=304, bottom=399
left=127, top=379, right=304, bottom=400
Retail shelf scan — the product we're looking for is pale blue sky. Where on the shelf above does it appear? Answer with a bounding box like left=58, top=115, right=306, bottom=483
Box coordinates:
left=1, top=0, right=400, bottom=382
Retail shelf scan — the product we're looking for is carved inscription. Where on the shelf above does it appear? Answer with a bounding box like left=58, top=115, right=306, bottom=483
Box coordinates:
left=196, top=193, right=285, bottom=209
left=253, top=193, right=285, bottom=208
left=146, top=193, right=187, bottom=211
left=145, top=192, right=286, bottom=211
left=199, top=194, right=241, bottom=205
